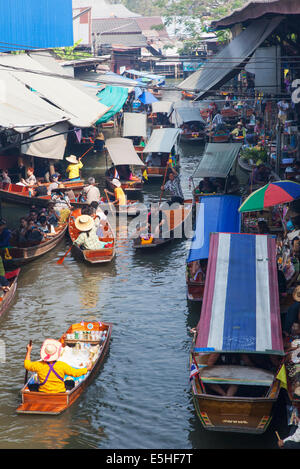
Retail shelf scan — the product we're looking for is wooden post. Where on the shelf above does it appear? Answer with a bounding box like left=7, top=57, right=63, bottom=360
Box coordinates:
left=275, top=123, right=282, bottom=176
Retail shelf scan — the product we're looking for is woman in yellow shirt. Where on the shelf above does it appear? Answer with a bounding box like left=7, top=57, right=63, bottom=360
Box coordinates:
left=24, top=339, right=92, bottom=393
left=65, top=155, right=83, bottom=181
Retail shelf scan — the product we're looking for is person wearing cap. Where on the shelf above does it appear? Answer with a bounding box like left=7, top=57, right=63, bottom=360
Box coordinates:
left=24, top=339, right=92, bottom=393
left=73, top=215, right=108, bottom=250
left=47, top=173, right=60, bottom=194
left=106, top=179, right=126, bottom=207
left=81, top=177, right=101, bottom=204
left=65, top=155, right=83, bottom=181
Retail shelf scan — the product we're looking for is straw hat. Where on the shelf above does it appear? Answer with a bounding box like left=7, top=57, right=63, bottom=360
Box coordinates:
left=66, top=155, right=79, bottom=164
left=75, top=214, right=94, bottom=232
left=112, top=178, right=121, bottom=188
left=293, top=285, right=300, bottom=302
left=40, top=339, right=62, bottom=362
left=237, top=121, right=243, bottom=126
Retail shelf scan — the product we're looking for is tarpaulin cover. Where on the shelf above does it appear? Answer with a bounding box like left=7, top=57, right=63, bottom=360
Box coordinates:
left=0, top=53, right=110, bottom=128
left=21, top=121, right=69, bottom=160
left=96, top=86, right=128, bottom=123
left=151, top=101, right=173, bottom=114
left=123, top=112, right=147, bottom=137
left=194, top=232, right=284, bottom=354
left=187, top=195, right=241, bottom=263
left=143, top=128, right=181, bottom=153
left=178, top=17, right=283, bottom=96
left=170, top=107, right=206, bottom=126
left=105, top=138, right=144, bottom=166
left=193, top=143, right=242, bottom=178
left=138, top=91, right=158, bottom=104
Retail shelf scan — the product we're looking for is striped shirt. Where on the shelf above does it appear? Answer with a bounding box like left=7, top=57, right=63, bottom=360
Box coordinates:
left=164, top=176, right=184, bottom=199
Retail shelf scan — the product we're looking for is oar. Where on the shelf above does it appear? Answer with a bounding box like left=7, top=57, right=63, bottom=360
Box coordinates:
left=57, top=244, right=73, bottom=265
left=104, top=189, right=115, bottom=213
left=275, top=431, right=281, bottom=441
left=79, top=146, right=94, bottom=161
left=24, top=340, right=32, bottom=385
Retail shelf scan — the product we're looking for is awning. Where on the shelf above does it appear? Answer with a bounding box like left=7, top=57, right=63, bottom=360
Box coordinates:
left=0, top=53, right=110, bottom=128
left=123, top=113, right=147, bottom=138
left=170, top=107, right=206, bottom=126
left=193, top=143, right=242, bottom=178
left=187, top=195, right=241, bottom=263
left=178, top=17, right=283, bottom=97
left=0, top=68, right=69, bottom=132
left=105, top=138, right=145, bottom=166
left=194, top=233, right=284, bottom=354
left=143, top=128, right=181, bottom=153
left=151, top=101, right=173, bottom=114
left=138, top=91, right=158, bottom=104
left=96, top=86, right=128, bottom=124
left=21, top=122, right=69, bottom=160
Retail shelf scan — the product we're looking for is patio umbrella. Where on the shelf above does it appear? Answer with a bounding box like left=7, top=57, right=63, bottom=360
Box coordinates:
left=239, top=180, right=300, bottom=213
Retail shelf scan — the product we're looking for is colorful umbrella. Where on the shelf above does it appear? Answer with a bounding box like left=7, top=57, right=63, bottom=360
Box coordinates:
left=239, top=180, right=300, bottom=213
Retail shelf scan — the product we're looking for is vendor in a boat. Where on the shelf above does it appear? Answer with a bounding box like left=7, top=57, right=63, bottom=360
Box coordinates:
left=231, top=122, right=246, bottom=140
left=73, top=215, right=109, bottom=250
left=161, top=166, right=184, bottom=205
left=24, top=339, right=92, bottom=393
left=105, top=178, right=127, bottom=207
left=65, top=155, right=83, bottom=181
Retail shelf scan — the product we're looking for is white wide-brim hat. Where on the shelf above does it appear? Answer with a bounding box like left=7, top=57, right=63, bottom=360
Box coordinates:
left=40, top=339, right=62, bottom=362
left=75, top=214, right=94, bottom=232
left=66, top=155, right=79, bottom=164
left=112, top=178, right=121, bottom=188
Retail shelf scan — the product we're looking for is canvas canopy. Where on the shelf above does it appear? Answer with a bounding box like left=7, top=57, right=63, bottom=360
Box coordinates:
left=151, top=101, right=173, bottom=114
left=170, top=107, right=206, bottom=127
left=105, top=138, right=145, bottom=166
left=122, top=113, right=147, bottom=138
left=143, top=128, right=181, bottom=154
left=21, top=122, right=69, bottom=160
left=187, top=195, right=241, bottom=263
left=194, top=232, right=284, bottom=355
left=178, top=17, right=283, bottom=97
left=0, top=53, right=110, bottom=128
left=193, top=143, right=242, bottom=178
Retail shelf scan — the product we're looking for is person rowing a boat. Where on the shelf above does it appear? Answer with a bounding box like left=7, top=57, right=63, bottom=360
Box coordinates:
left=161, top=166, right=184, bottom=205
left=24, top=339, right=92, bottom=393
left=105, top=179, right=127, bottom=208
left=73, top=215, right=109, bottom=250
left=65, top=155, right=83, bottom=182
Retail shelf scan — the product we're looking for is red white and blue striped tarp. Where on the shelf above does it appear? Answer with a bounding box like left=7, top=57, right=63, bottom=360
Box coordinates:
left=194, top=233, right=284, bottom=355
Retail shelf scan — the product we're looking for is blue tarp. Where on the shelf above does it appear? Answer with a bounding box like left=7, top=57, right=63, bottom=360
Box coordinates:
left=187, top=195, right=241, bottom=263
left=138, top=91, right=158, bottom=104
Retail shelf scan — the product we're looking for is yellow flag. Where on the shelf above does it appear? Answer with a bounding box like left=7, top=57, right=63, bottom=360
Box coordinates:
left=276, top=364, right=287, bottom=390
left=142, top=169, right=148, bottom=181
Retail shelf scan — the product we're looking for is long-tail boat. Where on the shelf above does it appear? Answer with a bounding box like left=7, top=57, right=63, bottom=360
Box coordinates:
left=69, top=209, right=115, bottom=264
left=0, top=223, right=68, bottom=266
left=190, top=232, right=285, bottom=434
left=0, top=268, right=20, bottom=320
left=0, top=180, right=84, bottom=208
left=133, top=200, right=193, bottom=250
left=16, top=320, right=112, bottom=415
left=186, top=195, right=241, bottom=302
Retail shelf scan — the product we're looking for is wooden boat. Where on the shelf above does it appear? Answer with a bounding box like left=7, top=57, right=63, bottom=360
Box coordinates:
left=71, top=197, right=141, bottom=217
left=106, top=176, right=144, bottom=198
left=16, top=320, right=112, bottom=415
left=180, top=130, right=206, bottom=143
left=206, top=131, right=230, bottom=143
left=101, top=120, right=114, bottom=128
left=0, top=180, right=85, bottom=208
left=133, top=199, right=192, bottom=250
left=190, top=232, right=285, bottom=433
left=186, top=195, right=241, bottom=302
left=0, top=268, right=20, bottom=320
left=69, top=208, right=115, bottom=264
left=181, top=90, right=197, bottom=100
left=0, top=223, right=68, bottom=266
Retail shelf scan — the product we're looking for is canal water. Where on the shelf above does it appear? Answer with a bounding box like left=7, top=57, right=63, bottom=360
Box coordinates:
left=0, top=89, right=288, bottom=450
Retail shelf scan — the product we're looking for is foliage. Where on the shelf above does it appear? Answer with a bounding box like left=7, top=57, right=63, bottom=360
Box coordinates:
left=53, top=39, right=92, bottom=60
left=240, top=147, right=268, bottom=165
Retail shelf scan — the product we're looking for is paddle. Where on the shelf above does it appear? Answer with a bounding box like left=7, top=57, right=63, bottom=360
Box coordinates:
left=24, top=340, right=32, bottom=385
left=57, top=244, right=73, bottom=265
left=79, top=146, right=94, bottom=162
left=104, top=189, right=115, bottom=213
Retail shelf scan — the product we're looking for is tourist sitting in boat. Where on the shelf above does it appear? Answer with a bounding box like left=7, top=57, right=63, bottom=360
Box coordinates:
left=47, top=173, right=60, bottom=194
left=24, top=339, right=92, bottom=393
left=65, top=155, right=83, bottom=181
left=147, top=204, right=168, bottom=238
left=24, top=220, right=44, bottom=243
left=0, top=169, right=11, bottom=184
left=13, top=217, right=28, bottom=243
left=80, top=177, right=101, bottom=204
left=89, top=201, right=108, bottom=237
left=161, top=166, right=184, bottom=205
left=73, top=215, right=108, bottom=250
left=36, top=215, right=50, bottom=234
left=195, top=177, right=216, bottom=194
left=105, top=179, right=127, bottom=207
left=45, top=202, right=59, bottom=227
left=32, top=180, right=48, bottom=197
left=0, top=218, right=11, bottom=248
left=145, top=152, right=162, bottom=167
left=51, top=188, right=72, bottom=223
left=18, top=167, right=37, bottom=187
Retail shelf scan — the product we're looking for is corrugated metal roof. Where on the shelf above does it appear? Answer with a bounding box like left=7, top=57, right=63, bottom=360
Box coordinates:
left=92, top=17, right=142, bottom=34
left=98, top=33, right=147, bottom=47
left=212, top=0, right=298, bottom=29
left=135, top=17, right=169, bottom=38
